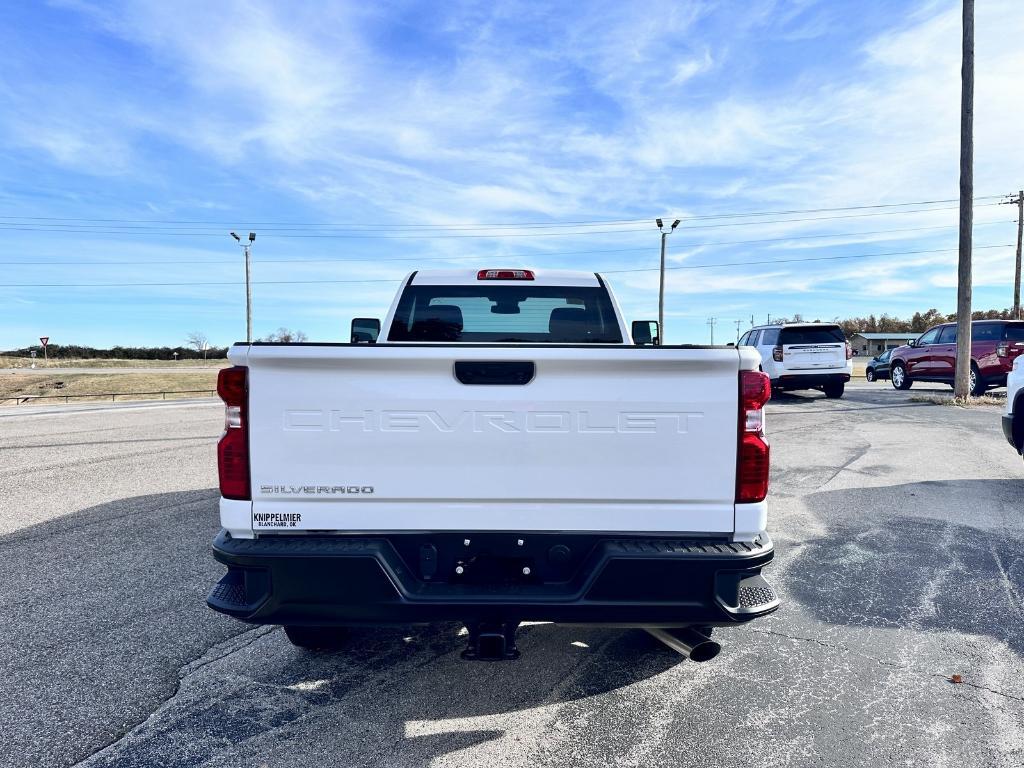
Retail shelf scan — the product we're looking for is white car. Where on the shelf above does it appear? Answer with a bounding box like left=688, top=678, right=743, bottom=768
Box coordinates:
left=1004, top=353, right=1023, bottom=459
left=739, top=322, right=853, bottom=398
left=206, top=268, right=779, bottom=660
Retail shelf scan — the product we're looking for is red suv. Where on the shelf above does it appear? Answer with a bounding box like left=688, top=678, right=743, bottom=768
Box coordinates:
left=890, top=320, right=1024, bottom=395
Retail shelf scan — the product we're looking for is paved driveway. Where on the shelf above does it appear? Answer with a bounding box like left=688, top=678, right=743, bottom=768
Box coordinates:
left=0, top=383, right=1021, bottom=767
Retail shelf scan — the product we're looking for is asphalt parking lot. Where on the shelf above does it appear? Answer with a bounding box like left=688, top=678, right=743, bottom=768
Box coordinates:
left=1, top=381, right=1022, bottom=768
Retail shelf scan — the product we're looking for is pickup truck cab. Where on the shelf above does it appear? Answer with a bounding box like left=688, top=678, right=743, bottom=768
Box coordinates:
left=207, top=269, right=778, bottom=660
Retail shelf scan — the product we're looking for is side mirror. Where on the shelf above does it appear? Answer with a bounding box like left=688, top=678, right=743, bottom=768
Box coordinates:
left=351, top=318, right=381, bottom=344
left=631, top=320, right=660, bottom=346
left=907, top=339, right=917, bottom=348
left=726, top=342, right=735, bottom=347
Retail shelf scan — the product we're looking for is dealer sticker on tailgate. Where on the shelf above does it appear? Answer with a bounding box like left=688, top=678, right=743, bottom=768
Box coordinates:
left=254, top=512, right=302, bottom=528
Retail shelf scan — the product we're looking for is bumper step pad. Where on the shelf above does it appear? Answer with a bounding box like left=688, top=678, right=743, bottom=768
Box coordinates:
left=720, top=574, right=781, bottom=615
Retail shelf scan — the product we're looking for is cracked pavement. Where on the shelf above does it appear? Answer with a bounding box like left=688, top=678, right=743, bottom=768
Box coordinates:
left=0, top=381, right=1022, bottom=767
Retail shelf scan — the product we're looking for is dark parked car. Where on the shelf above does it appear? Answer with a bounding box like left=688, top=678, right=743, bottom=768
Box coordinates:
left=865, top=349, right=892, bottom=381
left=890, top=320, right=1024, bottom=395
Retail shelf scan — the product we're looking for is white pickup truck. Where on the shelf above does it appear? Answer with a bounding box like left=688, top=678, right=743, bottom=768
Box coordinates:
left=207, top=268, right=778, bottom=660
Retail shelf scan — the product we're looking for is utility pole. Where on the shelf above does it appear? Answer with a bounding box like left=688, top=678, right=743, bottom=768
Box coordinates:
left=707, top=317, right=717, bottom=345
left=655, top=218, right=680, bottom=345
left=954, top=0, right=974, bottom=399
left=735, top=319, right=742, bottom=341
left=1002, top=190, right=1023, bottom=318
left=230, top=231, right=256, bottom=343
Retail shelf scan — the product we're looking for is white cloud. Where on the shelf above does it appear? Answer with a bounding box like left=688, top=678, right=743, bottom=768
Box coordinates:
left=670, top=49, right=714, bottom=85
left=3, top=0, right=1023, bottom=346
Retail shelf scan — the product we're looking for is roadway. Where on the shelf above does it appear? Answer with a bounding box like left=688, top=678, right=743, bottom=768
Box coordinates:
left=0, top=381, right=1021, bottom=767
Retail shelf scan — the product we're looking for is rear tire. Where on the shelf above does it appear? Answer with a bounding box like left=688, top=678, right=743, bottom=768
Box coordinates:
left=970, top=363, right=986, bottom=397
left=284, top=625, right=348, bottom=651
left=823, top=382, right=845, bottom=399
left=865, top=368, right=875, bottom=382
left=891, top=363, right=912, bottom=390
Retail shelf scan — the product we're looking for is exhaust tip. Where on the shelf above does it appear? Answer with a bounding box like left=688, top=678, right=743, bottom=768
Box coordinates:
left=646, top=627, right=722, bottom=662
left=688, top=639, right=722, bottom=663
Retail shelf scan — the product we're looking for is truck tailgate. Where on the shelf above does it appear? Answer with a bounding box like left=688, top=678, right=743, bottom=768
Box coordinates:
left=239, top=345, right=743, bottom=535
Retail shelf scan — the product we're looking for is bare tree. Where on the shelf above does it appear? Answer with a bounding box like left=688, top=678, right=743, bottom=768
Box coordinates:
left=185, top=331, right=208, bottom=352
left=263, top=327, right=308, bottom=343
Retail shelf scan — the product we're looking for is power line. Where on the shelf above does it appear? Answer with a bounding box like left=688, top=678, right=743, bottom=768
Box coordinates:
left=1, top=243, right=1011, bottom=288
left=0, top=203, right=1005, bottom=240
left=0, top=224, right=656, bottom=239
left=0, top=194, right=1004, bottom=229
left=0, top=277, right=405, bottom=288
left=671, top=196, right=1003, bottom=221
left=603, top=243, right=1011, bottom=275
left=0, top=216, right=644, bottom=229
left=0, top=219, right=1011, bottom=266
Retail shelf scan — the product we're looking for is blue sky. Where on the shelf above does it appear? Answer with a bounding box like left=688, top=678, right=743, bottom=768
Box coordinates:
left=1, top=0, right=1022, bottom=349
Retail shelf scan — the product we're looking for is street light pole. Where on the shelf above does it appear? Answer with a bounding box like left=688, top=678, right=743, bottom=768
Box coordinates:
left=243, top=240, right=253, bottom=343
left=655, top=218, right=681, bottom=345
left=231, top=231, right=256, bottom=343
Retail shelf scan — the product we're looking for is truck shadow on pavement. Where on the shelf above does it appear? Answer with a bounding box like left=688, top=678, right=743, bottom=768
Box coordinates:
left=97, top=621, right=687, bottom=767
left=786, top=479, right=1024, bottom=655
left=3, top=489, right=687, bottom=768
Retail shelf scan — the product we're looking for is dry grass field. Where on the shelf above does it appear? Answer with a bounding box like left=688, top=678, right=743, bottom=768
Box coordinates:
left=0, top=357, right=229, bottom=369
left=0, top=371, right=220, bottom=404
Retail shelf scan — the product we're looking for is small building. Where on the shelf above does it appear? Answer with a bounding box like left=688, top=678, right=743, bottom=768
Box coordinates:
left=849, top=332, right=916, bottom=356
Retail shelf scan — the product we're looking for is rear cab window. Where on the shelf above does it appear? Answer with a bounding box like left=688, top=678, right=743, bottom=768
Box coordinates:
left=779, top=326, right=846, bottom=345
left=388, top=284, right=623, bottom=343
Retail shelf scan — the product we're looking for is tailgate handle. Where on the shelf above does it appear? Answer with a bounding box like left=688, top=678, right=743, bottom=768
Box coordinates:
left=454, top=361, right=535, bottom=385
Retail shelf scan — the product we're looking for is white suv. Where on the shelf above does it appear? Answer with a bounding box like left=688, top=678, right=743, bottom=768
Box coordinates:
left=1004, top=354, right=1023, bottom=459
left=739, top=323, right=853, bottom=398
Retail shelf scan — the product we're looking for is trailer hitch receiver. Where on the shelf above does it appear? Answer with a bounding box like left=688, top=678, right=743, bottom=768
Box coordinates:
left=461, top=621, right=520, bottom=661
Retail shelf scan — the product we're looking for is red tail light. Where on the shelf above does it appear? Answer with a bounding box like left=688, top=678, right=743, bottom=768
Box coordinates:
left=217, top=366, right=250, bottom=500
left=737, top=370, right=770, bottom=503
left=477, top=269, right=535, bottom=280
left=772, top=346, right=783, bottom=362
left=845, top=341, right=853, bottom=360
